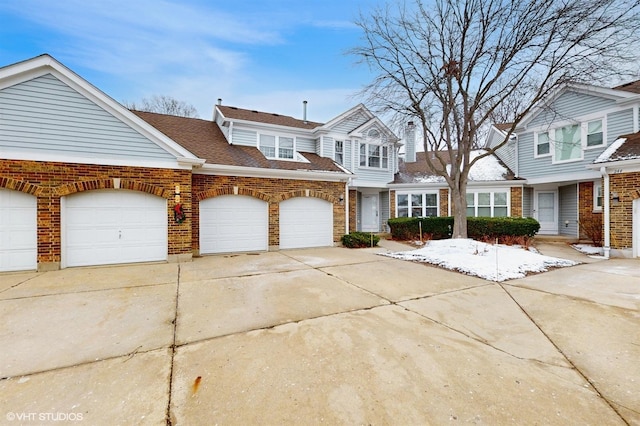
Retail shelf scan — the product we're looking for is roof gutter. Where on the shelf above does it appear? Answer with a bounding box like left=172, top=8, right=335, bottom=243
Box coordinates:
left=196, top=163, right=352, bottom=182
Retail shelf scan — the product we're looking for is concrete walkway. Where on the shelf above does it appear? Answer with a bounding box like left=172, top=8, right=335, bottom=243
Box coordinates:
left=0, top=242, right=638, bottom=425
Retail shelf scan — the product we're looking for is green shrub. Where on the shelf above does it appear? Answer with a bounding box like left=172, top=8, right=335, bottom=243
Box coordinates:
left=341, top=232, right=380, bottom=248
left=387, top=217, right=453, bottom=240
left=468, top=216, right=540, bottom=239
left=388, top=216, right=539, bottom=241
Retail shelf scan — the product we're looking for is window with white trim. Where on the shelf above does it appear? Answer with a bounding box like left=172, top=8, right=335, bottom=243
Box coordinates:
left=536, top=132, right=550, bottom=157
left=534, top=118, right=604, bottom=163
left=359, top=143, right=388, bottom=168
left=259, top=134, right=295, bottom=159
left=335, top=140, right=344, bottom=165
left=586, top=120, right=604, bottom=148
left=594, top=182, right=603, bottom=211
left=466, top=191, right=509, bottom=217
left=396, top=192, right=438, bottom=217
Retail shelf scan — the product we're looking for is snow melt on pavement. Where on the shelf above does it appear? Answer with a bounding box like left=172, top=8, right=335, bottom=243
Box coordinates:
left=381, top=239, right=577, bottom=282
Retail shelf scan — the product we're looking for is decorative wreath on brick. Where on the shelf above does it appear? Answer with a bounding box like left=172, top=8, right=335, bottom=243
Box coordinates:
left=174, top=203, right=186, bottom=224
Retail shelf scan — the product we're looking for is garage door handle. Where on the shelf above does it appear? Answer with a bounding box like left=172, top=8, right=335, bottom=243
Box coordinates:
left=119, top=230, right=122, bottom=239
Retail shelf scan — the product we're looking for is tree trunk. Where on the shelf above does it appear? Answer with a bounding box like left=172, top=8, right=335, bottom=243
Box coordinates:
left=450, top=184, right=468, bottom=239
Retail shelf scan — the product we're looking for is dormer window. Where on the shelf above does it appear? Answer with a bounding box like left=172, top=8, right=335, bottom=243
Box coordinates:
left=259, top=134, right=295, bottom=159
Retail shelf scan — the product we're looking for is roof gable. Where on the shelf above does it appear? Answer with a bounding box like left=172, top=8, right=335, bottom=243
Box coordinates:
left=0, top=54, right=200, bottom=166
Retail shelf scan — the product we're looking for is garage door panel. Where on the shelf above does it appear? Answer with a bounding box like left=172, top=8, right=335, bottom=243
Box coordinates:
left=63, top=190, right=167, bottom=267
left=0, top=189, right=37, bottom=272
left=200, top=196, right=268, bottom=254
left=280, top=197, right=333, bottom=249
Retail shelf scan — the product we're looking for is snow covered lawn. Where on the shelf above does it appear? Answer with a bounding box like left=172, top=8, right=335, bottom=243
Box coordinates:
left=381, top=239, right=577, bottom=282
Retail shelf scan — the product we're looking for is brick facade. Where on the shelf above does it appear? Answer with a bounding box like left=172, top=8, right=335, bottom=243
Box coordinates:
left=192, top=174, right=346, bottom=253
left=348, top=189, right=358, bottom=233
left=577, top=181, right=603, bottom=242
left=0, top=159, right=192, bottom=270
left=608, top=173, right=640, bottom=250
left=510, top=187, right=523, bottom=217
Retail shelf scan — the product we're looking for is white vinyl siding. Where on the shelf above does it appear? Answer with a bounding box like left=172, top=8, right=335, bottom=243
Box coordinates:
left=232, top=128, right=257, bottom=146
left=527, top=91, right=616, bottom=128
left=0, top=74, right=174, bottom=161
left=559, top=184, right=578, bottom=237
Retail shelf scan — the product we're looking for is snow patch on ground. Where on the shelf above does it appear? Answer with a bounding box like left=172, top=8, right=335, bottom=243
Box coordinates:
left=381, top=239, right=577, bottom=282
left=572, top=244, right=606, bottom=258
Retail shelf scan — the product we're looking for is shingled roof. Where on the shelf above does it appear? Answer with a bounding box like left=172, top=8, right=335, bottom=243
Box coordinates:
left=393, top=151, right=519, bottom=184
left=217, top=105, right=323, bottom=130
left=613, top=80, right=640, bottom=95
left=133, top=110, right=346, bottom=173
left=594, top=132, right=640, bottom=163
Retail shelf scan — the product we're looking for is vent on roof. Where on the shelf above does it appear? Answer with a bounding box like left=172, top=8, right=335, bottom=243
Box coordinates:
left=230, top=107, right=238, bottom=110
left=252, top=110, right=259, bottom=113
left=271, top=113, right=280, bottom=117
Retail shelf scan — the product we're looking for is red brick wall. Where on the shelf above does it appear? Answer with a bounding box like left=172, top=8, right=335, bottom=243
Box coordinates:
left=348, top=189, right=358, bottom=233
left=577, top=181, right=603, bottom=242
left=0, top=159, right=192, bottom=269
left=192, top=174, right=346, bottom=251
left=609, top=173, right=640, bottom=250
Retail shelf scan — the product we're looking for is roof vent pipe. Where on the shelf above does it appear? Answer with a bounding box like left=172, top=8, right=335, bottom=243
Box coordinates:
left=217, top=98, right=222, bottom=106
left=303, top=100, right=308, bottom=124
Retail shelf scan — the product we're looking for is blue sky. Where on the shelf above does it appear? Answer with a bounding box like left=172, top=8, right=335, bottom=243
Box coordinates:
left=0, top=0, right=383, bottom=122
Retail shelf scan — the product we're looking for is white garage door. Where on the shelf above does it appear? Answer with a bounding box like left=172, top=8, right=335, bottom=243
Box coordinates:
left=280, top=197, right=333, bottom=249
left=62, top=190, right=167, bottom=267
left=200, top=195, right=268, bottom=254
left=0, top=189, right=37, bottom=272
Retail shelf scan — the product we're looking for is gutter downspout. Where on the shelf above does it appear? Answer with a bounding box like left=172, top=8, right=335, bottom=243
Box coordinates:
left=601, top=166, right=611, bottom=259
left=345, top=181, right=350, bottom=235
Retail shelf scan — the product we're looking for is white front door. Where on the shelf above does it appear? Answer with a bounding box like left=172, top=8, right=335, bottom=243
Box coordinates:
left=534, top=191, right=558, bottom=234
left=361, top=194, right=379, bottom=232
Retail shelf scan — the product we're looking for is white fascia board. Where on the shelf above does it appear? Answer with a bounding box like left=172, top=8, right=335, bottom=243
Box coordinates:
left=197, top=163, right=352, bottom=182
left=387, top=182, right=447, bottom=190
left=616, top=95, right=640, bottom=107
left=2, top=150, right=193, bottom=170
left=525, top=170, right=600, bottom=185
left=588, top=158, right=640, bottom=172
left=351, top=179, right=393, bottom=188
left=0, top=54, right=203, bottom=163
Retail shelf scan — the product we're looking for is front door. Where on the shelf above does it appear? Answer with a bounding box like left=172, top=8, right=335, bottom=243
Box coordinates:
left=534, top=191, right=558, bottom=234
left=361, top=194, right=379, bottom=232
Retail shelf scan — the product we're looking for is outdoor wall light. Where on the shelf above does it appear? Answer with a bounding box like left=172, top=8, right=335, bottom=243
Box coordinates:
left=612, top=191, right=620, bottom=204
left=565, top=220, right=569, bottom=227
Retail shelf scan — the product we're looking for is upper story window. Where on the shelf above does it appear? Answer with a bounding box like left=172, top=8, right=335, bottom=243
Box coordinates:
left=359, top=143, right=388, bottom=169
left=586, top=120, right=604, bottom=147
left=536, top=132, right=550, bottom=156
left=555, top=124, right=581, bottom=162
left=534, top=118, right=604, bottom=163
left=259, top=134, right=294, bottom=159
left=397, top=192, right=438, bottom=217
left=335, top=140, right=344, bottom=165
left=466, top=191, right=509, bottom=217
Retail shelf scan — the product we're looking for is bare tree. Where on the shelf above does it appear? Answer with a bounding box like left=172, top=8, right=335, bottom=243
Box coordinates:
left=351, top=0, right=640, bottom=238
left=124, top=95, right=199, bottom=118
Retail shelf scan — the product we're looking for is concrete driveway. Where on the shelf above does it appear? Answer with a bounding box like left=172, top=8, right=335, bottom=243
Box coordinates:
left=0, top=241, right=638, bottom=425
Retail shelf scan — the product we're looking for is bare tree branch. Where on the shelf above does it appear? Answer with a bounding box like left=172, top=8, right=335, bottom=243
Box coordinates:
left=350, top=0, right=640, bottom=237
left=123, top=95, right=199, bottom=118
